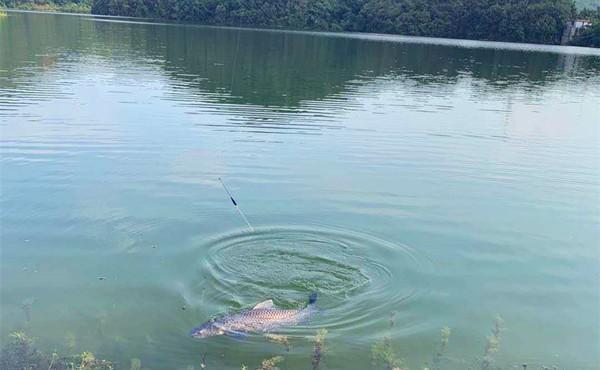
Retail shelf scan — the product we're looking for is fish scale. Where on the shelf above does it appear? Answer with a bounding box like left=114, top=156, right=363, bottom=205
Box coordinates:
left=190, top=293, right=318, bottom=338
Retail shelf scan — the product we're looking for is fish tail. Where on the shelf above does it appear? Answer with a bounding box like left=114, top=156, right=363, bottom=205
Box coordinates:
left=308, top=292, right=317, bottom=305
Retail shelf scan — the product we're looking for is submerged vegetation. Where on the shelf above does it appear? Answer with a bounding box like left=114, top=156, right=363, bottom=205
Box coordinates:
left=480, top=315, right=504, bottom=370
left=0, top=315, right=566, bottom=370
left=0, top=332, right=113, bottom=370
left=430, top=326, right=451, bottom=370
left=264, top=334, right=290, bottom=352
left=259, top=356, right=284, bottom=370
left=311, top=329, right=327, bottom=370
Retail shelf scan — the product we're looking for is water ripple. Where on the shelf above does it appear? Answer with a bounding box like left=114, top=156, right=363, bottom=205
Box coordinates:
left=179, top=225, right=430, bottom=341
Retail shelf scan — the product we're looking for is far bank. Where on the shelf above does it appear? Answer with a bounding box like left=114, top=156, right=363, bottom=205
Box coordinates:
left=1, top=0, right=599, bottom=47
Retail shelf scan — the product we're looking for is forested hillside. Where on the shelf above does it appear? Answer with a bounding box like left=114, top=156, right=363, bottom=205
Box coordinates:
left=1, top=0, right=598, bottom=46
left=88, top=0, right=576, bottom=45
left=0, top=0, right=90, bottom=12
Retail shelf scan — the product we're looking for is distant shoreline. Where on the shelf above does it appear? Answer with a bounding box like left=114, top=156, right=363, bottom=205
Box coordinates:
left=3, top=8, right=600, bottom=55
left=1, top=2, right=89, bottom=13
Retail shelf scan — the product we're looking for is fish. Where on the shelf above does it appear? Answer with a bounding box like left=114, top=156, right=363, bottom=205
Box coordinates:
left=190, top=292, right=317, bottom=338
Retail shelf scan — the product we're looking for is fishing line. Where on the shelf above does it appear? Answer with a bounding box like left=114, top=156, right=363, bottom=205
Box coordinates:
left=218, top=177, right=254, bottom=232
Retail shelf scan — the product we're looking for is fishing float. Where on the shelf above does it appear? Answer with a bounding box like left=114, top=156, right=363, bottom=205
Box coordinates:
left=218, top=177, right=254, bottom=232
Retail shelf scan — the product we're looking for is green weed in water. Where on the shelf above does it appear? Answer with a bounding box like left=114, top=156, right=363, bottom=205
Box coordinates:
left=371, top=335, right=405, bottom=370
left=430, top=326, right=451, bottom=370
left=129, top=358, right=141, bottom=370
left=265, top=334, right=290, bottom=352
left=49, top=352, right=59, bottom=370
left=312, top=329, right=327, bottom=370
left=0, top=331, right=43, bottom=370
left=63, top=333, right=77, bottom=353
left=0, top=331, right=113, bottom=370
left=371, top=311, right=406, bottom=370
left=480, top=315, right=503, bottom=370
left=259, top=356, right=284, bottom=370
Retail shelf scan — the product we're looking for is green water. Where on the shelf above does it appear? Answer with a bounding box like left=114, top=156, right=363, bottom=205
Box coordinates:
left=1, top=10, right=599, bottom=370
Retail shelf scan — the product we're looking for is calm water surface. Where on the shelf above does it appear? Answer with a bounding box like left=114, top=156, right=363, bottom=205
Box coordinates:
left=1, top=11, right=599, bottom=370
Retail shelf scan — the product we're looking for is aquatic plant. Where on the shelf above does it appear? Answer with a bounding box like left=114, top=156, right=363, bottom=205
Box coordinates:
left=58, top=351, right=113, bottom=370
left=0, top=331, right=43, bottom=370
left=200, top=353, right=207, bottom=368
left=0, top=315, right=526, bottom=370
left=265, top=334, right=290, bottom=352
left=63, top=333, right=77, bottom=353
left=49, top=352, right=59, bottom=370
left=371, top=335, right=405, bottom=370
left=130, top=358, right=142, bottom=370
left=22, top=297, right=35, bottom=325
left=311, top=329, right=327, bottom=370
left=430, top=326, right=451, bottom=370
left=0, top=332, right=114, bottom=370
left=480, top=315, right=503, bottom=370
left=259, top=356, right=284, bottom=370
left=372, top=311, right=407, bottom=370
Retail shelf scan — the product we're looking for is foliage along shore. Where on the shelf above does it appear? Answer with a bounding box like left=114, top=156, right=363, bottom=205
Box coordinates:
left=0, top=0, right=90, bottom=13
left=1, top=0, right=599, bottom=47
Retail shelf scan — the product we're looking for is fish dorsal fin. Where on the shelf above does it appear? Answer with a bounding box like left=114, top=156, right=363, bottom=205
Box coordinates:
left=253, top=299, right=274, bottom=309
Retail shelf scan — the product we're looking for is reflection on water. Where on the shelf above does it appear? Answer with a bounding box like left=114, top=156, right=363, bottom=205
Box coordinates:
left=1, top=10, right=599, bottom=370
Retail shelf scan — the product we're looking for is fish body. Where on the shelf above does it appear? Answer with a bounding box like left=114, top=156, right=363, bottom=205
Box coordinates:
left=190, top=292, right=317, bottom=338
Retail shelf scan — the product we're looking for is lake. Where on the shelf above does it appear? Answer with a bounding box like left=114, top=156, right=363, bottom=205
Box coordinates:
left=1, top=10, right=599, bottom=370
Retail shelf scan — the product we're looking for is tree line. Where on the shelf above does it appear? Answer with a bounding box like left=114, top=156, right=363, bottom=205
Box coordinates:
left=0, top=0, right=91, bottom=12
left=570, top=7, right=600, bottom=47
left=89, top=0, right=580, bottom=45
left=1, top=0, right=599, bottom=46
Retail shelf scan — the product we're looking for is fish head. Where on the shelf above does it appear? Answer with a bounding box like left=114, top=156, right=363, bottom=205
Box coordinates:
left=189, top=320, right=225, bottom=338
